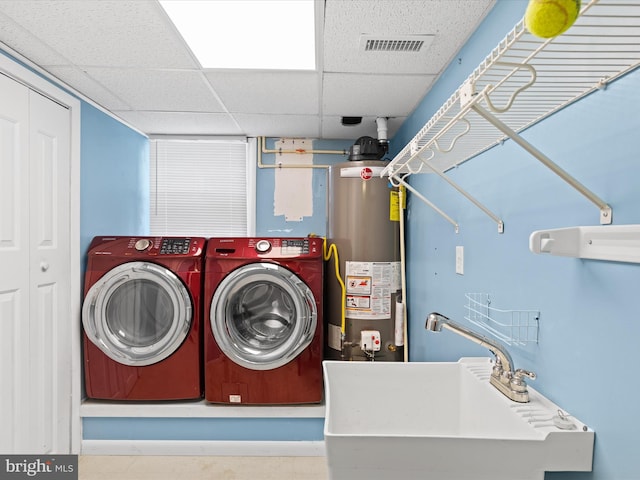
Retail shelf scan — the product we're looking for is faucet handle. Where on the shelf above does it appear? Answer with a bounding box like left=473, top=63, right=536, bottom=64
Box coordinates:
left=510, top=369, right=536, bottom=394
left=514, top=369, right=536, bottom=381
left=491, top=356, right=504, bottom=375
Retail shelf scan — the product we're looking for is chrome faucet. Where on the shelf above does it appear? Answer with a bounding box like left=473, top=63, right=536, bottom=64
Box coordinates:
left=425, top=312, right=536, bottom=403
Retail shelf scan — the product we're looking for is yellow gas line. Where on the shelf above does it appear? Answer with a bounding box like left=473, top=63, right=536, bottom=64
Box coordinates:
left=322, top=238, right=346, bottom=336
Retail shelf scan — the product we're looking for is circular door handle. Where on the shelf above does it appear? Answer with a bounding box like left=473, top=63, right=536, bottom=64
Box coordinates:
left=40, top=262, right=49, bottom=272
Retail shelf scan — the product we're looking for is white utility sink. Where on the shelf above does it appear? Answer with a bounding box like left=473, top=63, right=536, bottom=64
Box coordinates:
left=323, top=358, right=594, bottom=480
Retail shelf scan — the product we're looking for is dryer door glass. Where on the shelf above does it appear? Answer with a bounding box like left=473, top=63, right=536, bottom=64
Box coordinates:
left=104, top=279, right=174, bottom=347
left=211, top=263, right=317, bottom=370
left=82, top=261, right=192, bottom=366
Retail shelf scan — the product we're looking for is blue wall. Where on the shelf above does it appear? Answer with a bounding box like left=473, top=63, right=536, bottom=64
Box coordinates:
left=83, top=417, right=323, bottom=442
left=80, top=103, right=149, bottom=258
left=394, top=1, right=640, bottom=479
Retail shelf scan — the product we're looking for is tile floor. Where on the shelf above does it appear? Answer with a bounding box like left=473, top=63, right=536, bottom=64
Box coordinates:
left=79, top=456, right=328, bottom=480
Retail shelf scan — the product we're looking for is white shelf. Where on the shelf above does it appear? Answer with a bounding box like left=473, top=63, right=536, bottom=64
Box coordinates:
left=530, top=225, right=640, bottom=263
left=383, top=0, right=640, bottom=230
left=80, top=399, right=325, bottom=418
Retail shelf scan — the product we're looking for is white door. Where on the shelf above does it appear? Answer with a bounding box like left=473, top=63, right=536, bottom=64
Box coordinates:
left=0, top=72, right=72, bottom=453
left=0, top=71, right=30, bottom=453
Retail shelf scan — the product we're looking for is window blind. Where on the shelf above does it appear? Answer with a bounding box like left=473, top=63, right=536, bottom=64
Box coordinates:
left=150, top=138, right=253, bottom=237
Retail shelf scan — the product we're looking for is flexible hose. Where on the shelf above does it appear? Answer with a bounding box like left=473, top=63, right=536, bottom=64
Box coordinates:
left=323, top=239, right=346, bottom=336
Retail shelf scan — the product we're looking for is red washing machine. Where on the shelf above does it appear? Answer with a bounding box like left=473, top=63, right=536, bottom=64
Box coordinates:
left=204, top=237, right=324, bottom=404
left=82, top=236, right=205, bottom=400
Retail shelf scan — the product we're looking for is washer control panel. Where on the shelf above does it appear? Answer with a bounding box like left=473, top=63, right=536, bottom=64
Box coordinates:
left=160, top=238, right=191, bottom=254
left=94, top=236, right=205, bottom=257
left=281, top=238, right=310, bottom=255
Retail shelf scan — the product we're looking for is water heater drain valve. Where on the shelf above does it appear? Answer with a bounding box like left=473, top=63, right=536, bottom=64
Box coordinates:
left=360, top=330, right=381, bottom=352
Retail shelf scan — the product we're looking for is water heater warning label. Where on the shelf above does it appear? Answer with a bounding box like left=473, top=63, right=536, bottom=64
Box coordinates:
left=345, top=261, right=400, bottom=320
left=346, top=295, right=370, bottom=309
left=347, top=276, right=371, bottom=294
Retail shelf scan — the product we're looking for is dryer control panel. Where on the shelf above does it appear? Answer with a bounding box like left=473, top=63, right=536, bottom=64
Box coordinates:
left=281, top=238, right=310, bottom=255
left=160, top=238, right=192, bottom=254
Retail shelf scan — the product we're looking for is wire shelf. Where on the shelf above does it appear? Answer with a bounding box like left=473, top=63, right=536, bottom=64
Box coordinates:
left=464, top=293, right=539, bottom=346
left=383, top=0, right=640, bottom=178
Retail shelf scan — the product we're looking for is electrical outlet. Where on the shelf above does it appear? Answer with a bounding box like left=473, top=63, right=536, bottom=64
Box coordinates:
left=456, top=246, right=464, bottom=275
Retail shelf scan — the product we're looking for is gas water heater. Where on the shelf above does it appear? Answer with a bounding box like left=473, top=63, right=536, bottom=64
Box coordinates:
left=325, top=134, right=403, bottom=361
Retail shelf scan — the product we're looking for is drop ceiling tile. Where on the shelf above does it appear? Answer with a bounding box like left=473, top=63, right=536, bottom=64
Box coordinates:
left=323, top=73, right=434, bottom=117
left=113, top=111, right=242, bottom=136
left=326, top=44, right=439, bottom=76
left=0, top=11, right=69, bottom=66
left=233, top=114, right=320, bottom=139
left=0, top=0, right=197, bottom=68
left=205, top=71, right=320, bottom=115
left=83, top=68, right=224, bottom=112
left=45, top=66, right=131, bottom=110
left=323, top=0, right=494, bottom=75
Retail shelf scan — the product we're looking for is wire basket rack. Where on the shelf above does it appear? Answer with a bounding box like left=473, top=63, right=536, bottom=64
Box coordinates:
left=464, top=293, right=539, bottom=346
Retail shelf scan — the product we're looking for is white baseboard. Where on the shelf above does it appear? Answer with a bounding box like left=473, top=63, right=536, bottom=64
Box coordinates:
left=81, top=440, right=326, bottom=457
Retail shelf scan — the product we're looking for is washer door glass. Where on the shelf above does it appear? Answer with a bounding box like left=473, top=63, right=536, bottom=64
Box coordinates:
left=211, top=263, right=317, bottom=370
left=82, top=261, right=192, bottom=366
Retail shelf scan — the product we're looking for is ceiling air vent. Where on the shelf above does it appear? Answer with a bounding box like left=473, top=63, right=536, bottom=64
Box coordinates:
left=359, top=34, right=434, bottom=53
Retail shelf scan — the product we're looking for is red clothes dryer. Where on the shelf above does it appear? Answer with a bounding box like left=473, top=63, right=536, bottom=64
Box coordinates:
left=82, top=236, right=205, bottom=400
left=204, top=237, right=323, bottom=404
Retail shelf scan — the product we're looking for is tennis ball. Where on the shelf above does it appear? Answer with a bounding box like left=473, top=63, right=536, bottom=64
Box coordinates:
left=525, top=0, right=581, bottom=38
